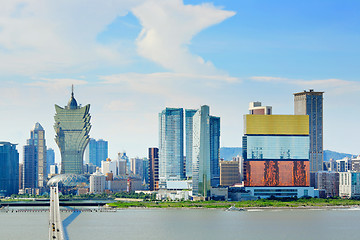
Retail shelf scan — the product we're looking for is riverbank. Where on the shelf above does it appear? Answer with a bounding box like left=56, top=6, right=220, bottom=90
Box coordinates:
left=107, top=199, right=360, bottom=209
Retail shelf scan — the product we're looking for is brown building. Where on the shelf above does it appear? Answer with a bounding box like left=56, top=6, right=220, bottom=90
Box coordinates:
left=248, top=102, right=272, bottom=115
left=315, top=171, right=339, bottom=197
left=148, top=147, right=159, bottom=191
left=19, top=163, right=23, bottom=190
left=220, top=160, right=241, bottom=186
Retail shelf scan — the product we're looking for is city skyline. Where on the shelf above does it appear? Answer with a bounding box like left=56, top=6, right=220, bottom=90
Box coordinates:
left=0, top=1, right=359, bottom=162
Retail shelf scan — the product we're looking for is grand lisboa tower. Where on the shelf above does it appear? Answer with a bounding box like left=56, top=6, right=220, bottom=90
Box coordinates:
left=54, top=86, right=91, bottom=174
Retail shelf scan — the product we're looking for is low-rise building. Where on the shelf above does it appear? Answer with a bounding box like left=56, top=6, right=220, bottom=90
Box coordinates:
left=315, top=171, right=339, bottom=197
left=210, top=187, right=228, bottom=201
left=336, top=157, right=352, bottom=172
left=90, top=170, right=106, bottom=194
left=351, top=156, right=360, bottom=172
left=220, top=160, right=241, bottom=187
left=339, top=171, right=360, bottom=198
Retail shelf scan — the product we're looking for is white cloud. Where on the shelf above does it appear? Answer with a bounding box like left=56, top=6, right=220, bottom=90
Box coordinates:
left=0, top=0, right=141, bottom=75
left=132, top=0, right=236, bottom=75
left=250, top=76, right=360, bottom=94
left=0, top=0, right=236, bottom=77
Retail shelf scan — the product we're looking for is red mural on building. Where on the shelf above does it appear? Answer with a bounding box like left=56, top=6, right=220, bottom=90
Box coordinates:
left=244, top=160, right=309, bottom=187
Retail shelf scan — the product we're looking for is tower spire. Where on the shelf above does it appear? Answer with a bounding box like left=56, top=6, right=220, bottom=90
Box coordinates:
left=71, top=84, right=74, bottom=97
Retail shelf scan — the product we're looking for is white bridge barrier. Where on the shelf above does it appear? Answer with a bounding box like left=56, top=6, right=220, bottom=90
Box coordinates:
left=49, top=185, right=64, bottom=240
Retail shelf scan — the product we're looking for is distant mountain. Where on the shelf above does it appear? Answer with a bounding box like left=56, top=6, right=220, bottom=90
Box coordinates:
left=220, top=147, right=242, bottom=161
left=324, top=150, right=356, bottom=161
left=220, top=147, right=356, bottom=162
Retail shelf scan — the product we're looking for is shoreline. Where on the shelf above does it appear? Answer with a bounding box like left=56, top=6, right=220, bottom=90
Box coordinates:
left=109, top=204, right=360, bottom=210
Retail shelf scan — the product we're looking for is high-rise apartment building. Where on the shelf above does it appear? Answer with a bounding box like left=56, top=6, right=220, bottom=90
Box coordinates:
left=46, top=148, right=55, bottom=176
left=54, top=87, right=91, bottom=174
left=294, top=90, right=324, bottom=176
left=29, top=123, right=47, bottom=188
left=85, top=139, right=108, bottom=167
left=149, top=147, right=159, bottom=191
left=0, top=142, right=19, bottom=196
left=243, top=113, right=313, bottom=198
left=23, top=144, right=37, bottom=189
left=185, top=109, right=197, bottom=178
left=339, top=172, right=360, bottom=198
left=158, top=108, right=184, bottom=188
left=90, top=169, right=106, bottom=194
left=192, top=105, right=220, bottom=197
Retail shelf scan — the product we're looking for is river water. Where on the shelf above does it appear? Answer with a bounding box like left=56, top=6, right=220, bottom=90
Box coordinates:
left=1, top=207, right=360, bottom=240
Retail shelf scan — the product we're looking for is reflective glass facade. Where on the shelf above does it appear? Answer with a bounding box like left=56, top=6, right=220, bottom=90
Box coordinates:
left=185, top=109, right=197, bottom=178
left=294, top=91, right=324, bottom=173
left=244, top=160, right=310, bottom=187
left=244, top=115, right=309, bottom=135
left=54, top=91, right=91, bottom=174
left=0, top=142, right=19, bottom=196
left=158, top=108, right=184, bottom=188
left=210, top=116, right=220, bottom=187
left=86, top=139, right=108, bottom=167
left=192, top=106, right=220, bottom=196
left=243, top=114, right=310, bottom=188
left=243, top=136, right=310, bottom=160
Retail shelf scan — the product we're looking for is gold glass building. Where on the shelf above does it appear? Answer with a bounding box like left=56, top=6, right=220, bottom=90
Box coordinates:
left=243, top=115, right=310, bottom=188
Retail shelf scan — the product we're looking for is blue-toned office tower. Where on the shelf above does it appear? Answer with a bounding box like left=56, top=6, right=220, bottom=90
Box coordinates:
left=294, top=90, right=324, bottom=186
left=54, top=87, right=91, bottom=174
left=46, top=148, right=55, bottom=175
left=0, top=142, right=19, bottom=196
left=210, top=116, right=220, bottom=187
left=185, top=109, right=197, bottom=178
left=85, top=139, right=108, bottom=167
left=23, top=144, right=37, bottom=189
left=192, top=105, right=220, bottom=197
left=158, top=108, right=184, bottom=188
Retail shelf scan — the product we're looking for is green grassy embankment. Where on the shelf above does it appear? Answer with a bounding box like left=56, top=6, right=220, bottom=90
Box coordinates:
left=108, top=198, right=360, bottom=209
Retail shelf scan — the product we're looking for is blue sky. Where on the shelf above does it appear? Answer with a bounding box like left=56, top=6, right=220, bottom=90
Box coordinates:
left=0, top=0, right=359, bottom=162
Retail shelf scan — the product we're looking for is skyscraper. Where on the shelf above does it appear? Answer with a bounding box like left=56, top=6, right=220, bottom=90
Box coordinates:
left=46, top=148, right=55, bottom=175
left=158, top=108, right=184, bottom=188
left=209, top=115, right=220, bottom=187
left=23, top=144, right=37, bottom=189
left=29, top=123, right=47, bottom=188
left=85, top=138, right=108, bottom=167
left=0, top=142, right=19, bottom=196
left=294, top=90, right=324, bottom=175
left=243, top=113, right=313, bottom=198
left=185, top=109, right=197, bottom=178
left=54, top=86, right=91, bottom=174
left=148, top=147, right=159, bottom=191
left=192, top=105, right=220, bottom=197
